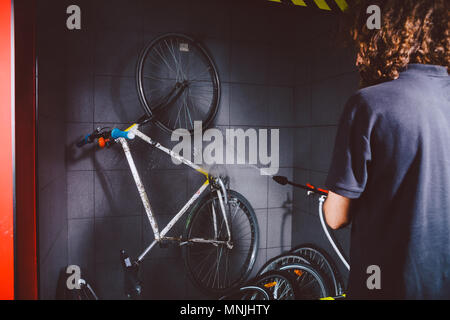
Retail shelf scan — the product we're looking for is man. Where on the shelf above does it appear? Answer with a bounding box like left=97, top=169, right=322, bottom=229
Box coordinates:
left=324, top=0, right=449, bottom=299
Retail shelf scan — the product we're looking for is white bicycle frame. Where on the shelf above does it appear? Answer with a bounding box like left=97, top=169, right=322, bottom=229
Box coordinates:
left=117, top=123, right=232, bottom=263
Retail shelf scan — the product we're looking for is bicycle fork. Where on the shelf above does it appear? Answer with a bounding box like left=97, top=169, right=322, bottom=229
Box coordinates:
left=212, top=180, right=233, bottom=250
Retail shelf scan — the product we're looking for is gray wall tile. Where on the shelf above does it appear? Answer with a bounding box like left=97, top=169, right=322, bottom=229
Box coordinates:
left=230, top=41, right=269, bottom=84
left=268, top=86, right=294, bottom=127
left=94, top=170, right=144, bottom=217
left=310, top=126, right=337, bottom=173
left=95, top=216, right=142, bottom=263
left=294, top=127, right=311, bottom=169
left=94, top=76, right=143, bottom=123
left=93, top=0, right=142, bottom=32
left=230, top=84, right=268, bottom=126
left=67, top=171, right=94, bottom=219
left=294, top=85, right=311, bottom=127
left=68, top=218, right=95, bottom=272
left=227, top=167, right=268, bottom=210
left=94, top=31, right=141, bottom=77
left=267, top=208, right=292, bottom=249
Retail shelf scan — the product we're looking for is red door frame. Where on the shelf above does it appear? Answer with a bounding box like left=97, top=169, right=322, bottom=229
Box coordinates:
left=14, top=0, right=38, bottom=300
left=0, top=0, right=15, bottom=300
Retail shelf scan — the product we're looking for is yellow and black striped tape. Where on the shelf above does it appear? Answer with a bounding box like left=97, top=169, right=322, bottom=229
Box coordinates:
left=268, top=0, right=349, bottom=12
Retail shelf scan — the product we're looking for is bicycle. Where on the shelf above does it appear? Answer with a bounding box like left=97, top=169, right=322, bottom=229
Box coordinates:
left=75, top=33, right=259, bottom=298
left=269, top=176, right=350, bottom=300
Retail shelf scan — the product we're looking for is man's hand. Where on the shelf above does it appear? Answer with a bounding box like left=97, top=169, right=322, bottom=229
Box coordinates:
left=323, top=191, right=352, bottom=229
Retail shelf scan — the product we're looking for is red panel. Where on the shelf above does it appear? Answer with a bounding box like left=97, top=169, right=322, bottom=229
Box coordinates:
left=14, top=0, right=38, bottom=299
left=0, top=0, right=15, bottom=300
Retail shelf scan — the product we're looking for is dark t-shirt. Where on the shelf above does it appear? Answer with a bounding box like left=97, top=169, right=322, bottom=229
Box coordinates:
left=326, top=64, right=450, bottom=299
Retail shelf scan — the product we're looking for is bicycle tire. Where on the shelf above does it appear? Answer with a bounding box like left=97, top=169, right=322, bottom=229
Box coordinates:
left=278, top=262, right=329, bottom=299
left=183, top=190, right=259, bottom=297
left=253, top=270, right=299, bottom=300
left=290, top=243, right=344, bottom=296
left=219, top=285, right=271, bottom=300
left=257, top=252, right=311, bottom=276
left=136, top=33, right=221, bottom=134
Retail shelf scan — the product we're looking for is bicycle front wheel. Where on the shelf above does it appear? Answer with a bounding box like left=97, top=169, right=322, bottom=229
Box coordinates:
left=136, top=33, right=221, bottom=134
left=183, top=190, right=259, bottom=297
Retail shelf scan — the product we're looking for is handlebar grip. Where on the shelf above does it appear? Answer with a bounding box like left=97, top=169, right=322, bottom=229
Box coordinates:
left=111, top=128, right=135, bottom=140
left=76, top=134, right=91, bottom=148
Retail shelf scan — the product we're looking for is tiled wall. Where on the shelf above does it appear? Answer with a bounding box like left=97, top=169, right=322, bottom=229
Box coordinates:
left=37, top=0, right=359, bottom=299
left=292, top=13, right=360, bottom=285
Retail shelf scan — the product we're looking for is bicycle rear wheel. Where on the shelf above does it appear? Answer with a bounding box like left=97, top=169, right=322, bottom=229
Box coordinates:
left=183, top=190, right=259, bottom=297
left=136, top=33, right=220, bottom=134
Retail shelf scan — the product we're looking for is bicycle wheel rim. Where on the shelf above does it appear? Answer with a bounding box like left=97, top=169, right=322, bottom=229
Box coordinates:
left=184, top=191, right=259, bottom=296
left=136, top=33, right=220, bottom=134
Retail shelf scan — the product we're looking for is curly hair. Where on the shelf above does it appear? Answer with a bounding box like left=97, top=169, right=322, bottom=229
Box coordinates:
left=347, top=0, right=449, bottom=88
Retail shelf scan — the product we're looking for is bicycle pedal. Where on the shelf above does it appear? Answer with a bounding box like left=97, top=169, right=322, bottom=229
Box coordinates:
left=120, top=250, right=133, bottom=269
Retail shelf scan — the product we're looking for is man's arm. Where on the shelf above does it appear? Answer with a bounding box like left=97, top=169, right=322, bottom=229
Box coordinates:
left=323, top=191, right=352, bottom=230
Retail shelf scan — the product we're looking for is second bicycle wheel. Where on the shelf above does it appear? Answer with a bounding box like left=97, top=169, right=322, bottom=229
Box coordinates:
left=258, top=253, right=330, bottom=299
left=136, top=33, right=221, bottom=134
left=291, top=244, right=344, bottom=296
left=253, top=270, right=299, bottom=300
left=183, top=190, right=259, bottom=297
left=278, top=263, right=329, bottom=299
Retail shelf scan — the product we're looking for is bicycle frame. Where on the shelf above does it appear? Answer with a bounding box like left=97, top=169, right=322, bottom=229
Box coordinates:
left=118, top=123, right=232, bottom=263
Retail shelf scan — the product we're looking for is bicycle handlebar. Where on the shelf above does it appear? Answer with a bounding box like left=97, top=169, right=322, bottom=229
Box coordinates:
left=76, top=128, right=103, bottom=148
left=76, top=134, right=94, bottom=147
left=111, top=128, right=135, bottom=140
left=76, top=127, right=135, bottom=149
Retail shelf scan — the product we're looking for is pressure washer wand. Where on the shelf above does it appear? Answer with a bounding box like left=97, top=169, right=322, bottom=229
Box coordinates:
left=272, top=176, right=329, bottom=196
